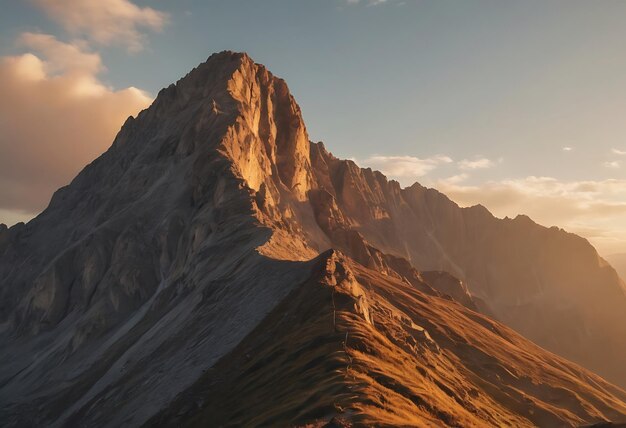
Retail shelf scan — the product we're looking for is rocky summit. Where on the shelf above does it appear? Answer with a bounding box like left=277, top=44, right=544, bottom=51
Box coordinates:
left=1, top=51, right=626, bottom=427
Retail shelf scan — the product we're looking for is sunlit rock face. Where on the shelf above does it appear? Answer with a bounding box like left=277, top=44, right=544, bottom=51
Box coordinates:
left=0, top=51, right=625, bottom=427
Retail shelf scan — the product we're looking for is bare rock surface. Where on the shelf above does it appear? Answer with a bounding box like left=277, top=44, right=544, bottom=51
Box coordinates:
left=1, top=51, right=626, bottom=426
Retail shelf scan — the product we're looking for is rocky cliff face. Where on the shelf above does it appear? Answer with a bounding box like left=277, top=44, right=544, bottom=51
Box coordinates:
left=1, top=51, right=625, bottom=427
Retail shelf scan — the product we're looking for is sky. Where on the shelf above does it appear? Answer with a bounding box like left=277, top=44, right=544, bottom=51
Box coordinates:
left=2, top=0, right=626, bottom=256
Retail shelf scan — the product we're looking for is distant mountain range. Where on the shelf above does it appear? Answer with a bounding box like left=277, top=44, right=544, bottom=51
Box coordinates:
left=607, top=253, right=626, bottom=281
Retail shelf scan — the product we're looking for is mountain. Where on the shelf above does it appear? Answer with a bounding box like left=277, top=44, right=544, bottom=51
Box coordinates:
left=1, top=51, right=625, bottom=427
left=607, top=253, right=626, bottom=282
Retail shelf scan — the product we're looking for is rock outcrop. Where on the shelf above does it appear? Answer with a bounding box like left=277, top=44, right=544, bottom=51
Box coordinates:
left=1, top=51, right=625, bottom=427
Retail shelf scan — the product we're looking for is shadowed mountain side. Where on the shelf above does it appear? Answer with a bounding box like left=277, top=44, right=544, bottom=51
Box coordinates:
left=148, top=251, right=626, bottom=427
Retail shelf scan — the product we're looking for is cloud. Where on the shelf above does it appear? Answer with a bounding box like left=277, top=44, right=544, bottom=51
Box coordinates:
left=604, top=160, right=621, bottom=169
left=32, top=0, right=168, bottom=52
left=458, top=157, right=494, bottom=170
left=19, top=32, right=102, bottom=76
left=440, top=173, right=470, bottom=185
left=612, top=148, right=626, bottom=155
left=358, top=154, right=452, bottom=181
left=0, top=33, right=152, bottom=223
left=434, top=176, right=626, bottom=254
left=562, top=146, right=573, bottom=152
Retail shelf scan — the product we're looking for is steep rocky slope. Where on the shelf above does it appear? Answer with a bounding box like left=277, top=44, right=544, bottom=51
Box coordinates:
left=0, top=51, right=625, bottom=426
left=150, top=250, right=626, bottom=427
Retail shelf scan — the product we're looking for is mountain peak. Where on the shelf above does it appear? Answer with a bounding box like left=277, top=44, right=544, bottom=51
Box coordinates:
left=144, top=50, right=314, bottom=204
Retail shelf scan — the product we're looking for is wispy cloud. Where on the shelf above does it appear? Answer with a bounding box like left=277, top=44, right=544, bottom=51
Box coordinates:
left=32, top=0, right=168, bottom=52
left=604, top=160, right=621, bottom=169
left=357, top=154, right=452, bottom=181
left=0, top=33, right=152, bottom=219
left=562, top=146, right=573, bottom=152
left=612, top=148, right=626, bottom=155
left=458, top=157, right=494, bottom=170
left=439, top=173, right=470, bottom=185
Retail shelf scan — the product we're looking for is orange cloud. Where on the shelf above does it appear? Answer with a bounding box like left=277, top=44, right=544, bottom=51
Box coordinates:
left=32, top=0, right=168, bottom=52
left=0, top=33, right=152, bottom=223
